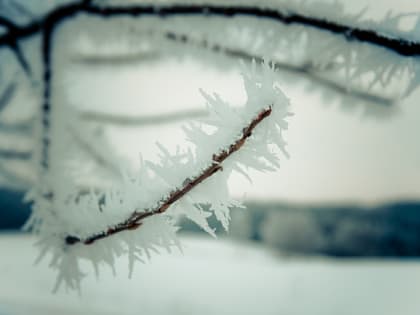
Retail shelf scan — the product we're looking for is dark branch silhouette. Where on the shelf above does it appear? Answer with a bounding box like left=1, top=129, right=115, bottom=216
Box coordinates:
left=0, top=81, right=16, bottom=112
left=79, top=108, right=207, bottom=126
left=0, top=148, right=31, bottom=160
left=1, top=2, right=419, bottom=56
left=0, top=119, right=32, bottom=134
left=0, top=16, right=31, bottom=74
left=163, top=31, right=397, bottom=106
left=1, top=1, right=418, bottom=171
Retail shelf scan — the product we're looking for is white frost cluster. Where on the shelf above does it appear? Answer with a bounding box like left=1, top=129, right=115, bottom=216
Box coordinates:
left=20, top=0, right=420, bottom=293
left=74, top=0, right=420, bottom=101
left=25, top=61, right=291, bottom=292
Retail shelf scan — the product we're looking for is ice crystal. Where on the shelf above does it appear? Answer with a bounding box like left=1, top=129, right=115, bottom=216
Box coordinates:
left=26, top=61, right=291, bottom=291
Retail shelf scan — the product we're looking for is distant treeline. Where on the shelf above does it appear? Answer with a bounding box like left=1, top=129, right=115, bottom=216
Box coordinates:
left=0, top=189, right=30, bottom=230
left=181, top=201, right=420, bottom=257
left=1, top=188, right=420, bottom=257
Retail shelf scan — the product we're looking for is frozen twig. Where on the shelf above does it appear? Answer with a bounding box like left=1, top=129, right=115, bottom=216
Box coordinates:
left=65, top=106, right=272, bottom=246
left=164, top=31, right=397, bottom=106
left=26, top=59, right=290, bottom=291
left=0, top=81, right=16, bottom=113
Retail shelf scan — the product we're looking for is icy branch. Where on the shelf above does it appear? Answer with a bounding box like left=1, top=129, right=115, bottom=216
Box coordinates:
left=65, top=106, right=272, bottom=246
left=26, top=61, right=291, bottom=291
left=164, top=31, right=397, bottom=106
left=1, top=2, right=420, bottom=58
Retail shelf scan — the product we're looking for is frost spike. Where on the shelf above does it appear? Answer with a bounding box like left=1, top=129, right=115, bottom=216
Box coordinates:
left=64, top=106, right=273, bottom=246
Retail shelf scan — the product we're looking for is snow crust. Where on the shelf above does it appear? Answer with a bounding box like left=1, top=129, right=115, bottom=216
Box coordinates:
left=1, top=234, right=420, bottom=315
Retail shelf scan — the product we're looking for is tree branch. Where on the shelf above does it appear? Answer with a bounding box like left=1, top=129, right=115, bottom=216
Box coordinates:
left=0, top=119, right=33, bottom=134
left=0, top=148, right=31, bottom=160
left=64, top=105, right=272, bottom=246
left=0, top=16, right=31, bottom=74
left=1, top=1, right=417, bottom=171
left=164, top=31, right=397, bottom=106
left=1, top=2, right=419, bottom=57
left=0, top=81, right=16, bottom=113
left=70, top=30, right=396, bottom=106
left=78, top=109, right=207, bottom=126
left=0, top=16, right=16, bottom=30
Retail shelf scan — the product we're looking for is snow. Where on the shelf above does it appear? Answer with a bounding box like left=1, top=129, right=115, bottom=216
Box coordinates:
left=0, top=233, right=420, bottom=315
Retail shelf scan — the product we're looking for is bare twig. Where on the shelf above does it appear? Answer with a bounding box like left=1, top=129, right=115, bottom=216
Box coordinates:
left=164, top=31, right=396, bottom=106
left=0, top=148, right=31, bottom=160
left=0, top=16, right=31, bottom=74
left=0, top=81, right=16, bottom=113
left=0, top=16, right=16, bottom=30
left=79, top=109, right=207, bottom=126
left=1, top=2, right=419, bottom=57
left=65, top=106, right=272, bottom=246
left=70, top=50, right=160, bottom=66
left=0, top=119, right=33, bottom=134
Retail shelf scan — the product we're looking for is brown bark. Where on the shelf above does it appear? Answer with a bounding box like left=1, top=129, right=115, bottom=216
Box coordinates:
left=65, top=106, right=272, bottom=246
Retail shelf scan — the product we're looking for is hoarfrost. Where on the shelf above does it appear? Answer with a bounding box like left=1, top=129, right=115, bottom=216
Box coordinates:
left=26, top=61, right=291, bottom=291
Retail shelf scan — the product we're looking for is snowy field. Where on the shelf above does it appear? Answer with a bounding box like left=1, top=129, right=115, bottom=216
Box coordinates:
left=0, top=233, right=420, bottom=315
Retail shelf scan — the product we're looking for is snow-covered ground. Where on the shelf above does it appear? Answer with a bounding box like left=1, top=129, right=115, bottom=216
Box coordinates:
left=0, top=233, right=419, bottom=315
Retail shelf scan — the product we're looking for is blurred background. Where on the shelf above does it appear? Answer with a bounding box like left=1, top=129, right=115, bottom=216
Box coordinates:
left=1, top=0, right=420, bottom=314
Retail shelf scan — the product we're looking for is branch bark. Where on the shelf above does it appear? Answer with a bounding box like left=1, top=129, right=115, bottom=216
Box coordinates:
left=65, top=106, right=272, bottom=246
left=1, top=2, right=419, bottom=57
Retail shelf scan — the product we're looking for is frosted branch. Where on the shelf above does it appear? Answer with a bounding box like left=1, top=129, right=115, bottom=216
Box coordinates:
left=65, top=106, right=272, bottom=246
left=164, top=31, right=397, bottom=106
left=1, top=1, right=418, bottom=170
left=25, top=60, right=291, bottom=291
left=1, top=2, right=420, bottom=57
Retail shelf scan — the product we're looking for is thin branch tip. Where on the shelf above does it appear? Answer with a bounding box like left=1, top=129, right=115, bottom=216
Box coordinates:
left=64, top=105, right=272, bottom=246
